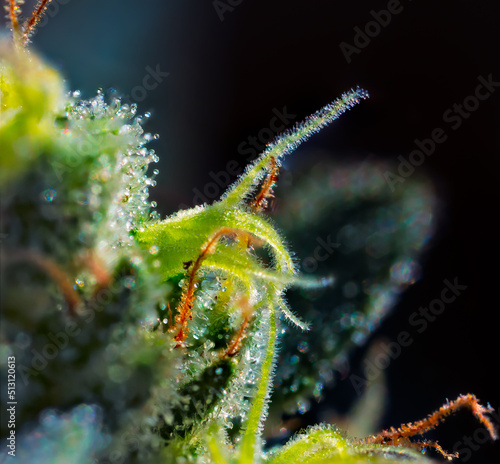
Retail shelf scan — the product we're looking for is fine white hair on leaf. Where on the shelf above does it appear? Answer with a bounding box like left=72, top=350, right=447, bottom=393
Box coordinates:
left=222, top=88, right=369, bottom=208
left=278, top=297, right=310, bottom=332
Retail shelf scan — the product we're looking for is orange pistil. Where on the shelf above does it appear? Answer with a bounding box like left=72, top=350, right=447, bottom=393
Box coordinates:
left=7, top=0, right=20, bottom=35
left=221, top=296, right=253, bottom=358
left=173, top=227, right=253, bottom=345
left=363, top=394, right=497, bottom=460
left=83, top=252, right=113, bottom=297
left=6, top=249, right=82, bottom=316
left=167, top=302, right=174, bottom=330
left=251, top=157, right=279, bottom=212
left=22, top=0, right=52, bottom=45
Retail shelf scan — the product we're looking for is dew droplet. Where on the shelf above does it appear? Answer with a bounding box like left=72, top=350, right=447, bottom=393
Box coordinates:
left=123, top=276, right=136, bottom=289
left=42, top=189, right=57, bottom=202
left=297, top=341, right=309, bottom=353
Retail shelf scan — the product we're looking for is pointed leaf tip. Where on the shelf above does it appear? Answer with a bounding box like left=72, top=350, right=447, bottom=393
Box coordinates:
left=222, top=88, right=369, bottom=208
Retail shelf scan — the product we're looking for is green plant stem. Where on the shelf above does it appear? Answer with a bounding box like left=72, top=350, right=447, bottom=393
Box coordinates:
left=238, top=298, right=278, bottom=464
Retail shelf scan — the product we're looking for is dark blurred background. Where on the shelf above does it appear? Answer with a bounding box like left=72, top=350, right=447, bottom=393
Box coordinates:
left=2, top=1, right=499, bottom=462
